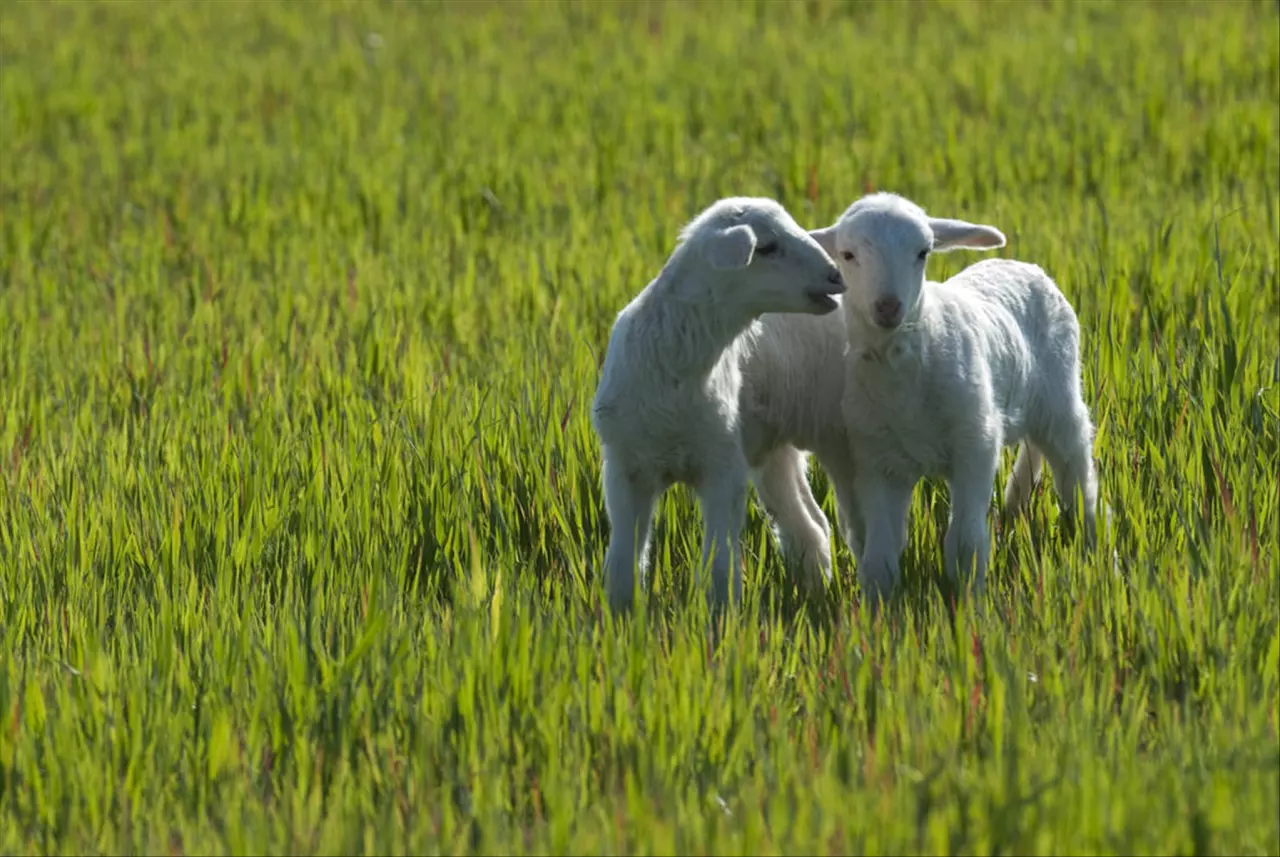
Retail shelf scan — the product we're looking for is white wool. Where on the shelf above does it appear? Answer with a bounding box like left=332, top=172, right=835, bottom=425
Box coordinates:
left=737, top=308, right=859, bottom=586
left=591, top=196, right=846, bottom=613
left=805, top=192, right=1101, bottom=604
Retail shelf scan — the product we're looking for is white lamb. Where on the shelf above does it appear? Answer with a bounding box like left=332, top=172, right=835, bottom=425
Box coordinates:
left=738, top=240, right=1011, bottom=591
left=806, top=192, right=1100, bottom=604
left=591, top=196, right=847, bottom=614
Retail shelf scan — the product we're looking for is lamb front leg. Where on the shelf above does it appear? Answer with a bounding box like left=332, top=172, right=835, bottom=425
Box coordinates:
left=854, top=468, right=914, bottom=611
left=945, top=445, right=1001, bottom=596
left=698, top=452, right=750, bottom=613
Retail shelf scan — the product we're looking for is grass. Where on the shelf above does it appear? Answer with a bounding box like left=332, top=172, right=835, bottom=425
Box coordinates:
left=1, top=0, right=1278, bottom=853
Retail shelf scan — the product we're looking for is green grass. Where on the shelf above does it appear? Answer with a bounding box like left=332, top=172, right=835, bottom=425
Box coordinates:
left=1, top=0, right=1278, bottom=853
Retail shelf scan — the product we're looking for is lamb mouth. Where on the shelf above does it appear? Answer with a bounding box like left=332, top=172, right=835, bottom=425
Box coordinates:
left=806, top=291, right=840, bottom=312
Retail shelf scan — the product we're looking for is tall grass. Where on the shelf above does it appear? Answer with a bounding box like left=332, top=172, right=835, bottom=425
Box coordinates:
left=1, top=0, right=1278, bottom=853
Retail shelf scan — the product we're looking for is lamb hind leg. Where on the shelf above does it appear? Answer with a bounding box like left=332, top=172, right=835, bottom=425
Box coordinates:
left=824, top=457, right=865, bottom=562
left=1001, top=442, right=1043, bottom=526
left=793, top=452, right=833, bottom=543
left=1034, top=404, right=1099, bottom=549
left=601, top=452, right=660, bottom=615
left=751, top=445, right=832, bottom=590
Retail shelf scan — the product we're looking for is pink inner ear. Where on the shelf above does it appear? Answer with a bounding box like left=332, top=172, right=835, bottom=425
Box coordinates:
left=957, top=228, right=1005, bottom=249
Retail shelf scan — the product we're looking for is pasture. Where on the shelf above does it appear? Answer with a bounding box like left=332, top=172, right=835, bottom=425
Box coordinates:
left=1, top=0, right=1278, bottom=853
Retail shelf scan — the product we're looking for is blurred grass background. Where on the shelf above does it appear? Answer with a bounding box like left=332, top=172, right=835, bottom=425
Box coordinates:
left=1, top=0, right=1278, bottom=854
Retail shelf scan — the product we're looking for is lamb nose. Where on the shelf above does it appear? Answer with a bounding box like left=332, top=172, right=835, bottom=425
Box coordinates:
left=874, top=297, right=902, bottom=317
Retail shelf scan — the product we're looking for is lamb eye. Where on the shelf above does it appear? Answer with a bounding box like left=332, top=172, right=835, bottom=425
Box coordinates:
left=841, top=250, right=856, bottom=262
left=917, top=248, right=930, bottom=261
left=756, top=243, right=779, bottom=257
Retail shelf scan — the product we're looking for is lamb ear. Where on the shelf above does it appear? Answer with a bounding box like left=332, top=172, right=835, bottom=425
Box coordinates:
left=929, top=218, right=1006, bottom=252
left=809, top=226, right=838, bottom=258
left=705, top=223, right=757, bottom=270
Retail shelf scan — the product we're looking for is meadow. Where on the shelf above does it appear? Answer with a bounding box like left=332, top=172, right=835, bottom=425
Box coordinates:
left=1, top=0, right=1278, bottom=853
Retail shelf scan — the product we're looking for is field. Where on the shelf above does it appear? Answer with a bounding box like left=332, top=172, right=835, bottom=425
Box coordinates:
left=2, top=0, right=1279, bottom=853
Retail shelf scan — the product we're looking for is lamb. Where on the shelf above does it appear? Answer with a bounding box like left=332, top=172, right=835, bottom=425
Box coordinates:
left=807, top=192, right=1100, bottom=604
left=591, top=196, right=846, bottom=615
left=737, top=247, right=1012, bottom=591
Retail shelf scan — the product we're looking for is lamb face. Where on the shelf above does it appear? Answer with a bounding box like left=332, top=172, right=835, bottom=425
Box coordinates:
left=691, top=197, right=847, bottom=318
left=810, top=193, right=1006, bottom=331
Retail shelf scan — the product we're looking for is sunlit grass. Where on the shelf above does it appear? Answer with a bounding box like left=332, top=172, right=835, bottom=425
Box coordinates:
left=1, top=0, right=1277, bottom=853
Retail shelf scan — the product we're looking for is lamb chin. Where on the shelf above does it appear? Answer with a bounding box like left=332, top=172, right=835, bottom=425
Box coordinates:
left=807, top=292, right=839, bottom=313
